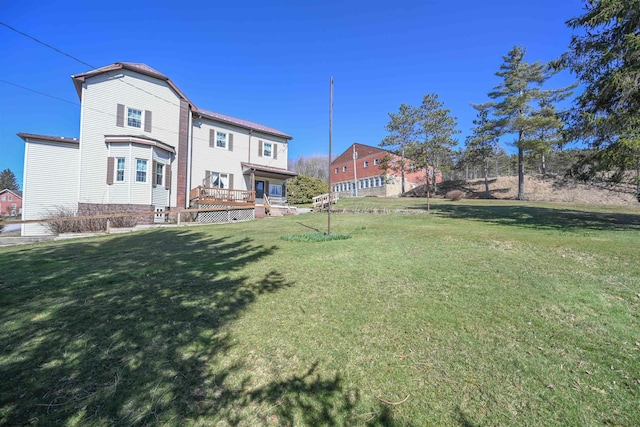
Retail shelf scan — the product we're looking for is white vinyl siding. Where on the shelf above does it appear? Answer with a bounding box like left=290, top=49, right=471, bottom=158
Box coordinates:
left=152, top=149, right=171, bottom=207
left=78, top=70, right=181, bottom=206
left=191, top=117, right=289, bottom=194
left=22, top=139, right=79, bottom=236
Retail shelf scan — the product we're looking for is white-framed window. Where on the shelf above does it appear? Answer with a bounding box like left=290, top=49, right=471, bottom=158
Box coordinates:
left=127, top=107, right=142, bottom=128
left=155, top=163, right=164, bottom=186
left=375, top=177, right=380, bottom=187
left=364, top=161, right=369, bottom=168
left=0, top=196, right=4, bottom=201
left=210, top=171, right=229, bottom=188
left=136, top=159, right=147, bottom=183
left=269, top=183, right=282, bottom=196
left=374, top=158, right=379, bottom=165
left=116, top=158, right=126, bottom=182
left=334, top=168, right=338, bottom=174
left=263, top=142, right=273, bottom=157
left=8, top=195, right=12, bottom=201
left=216, top=132, right=227, bottom=149
left=343, top=166, right=347, bottom=172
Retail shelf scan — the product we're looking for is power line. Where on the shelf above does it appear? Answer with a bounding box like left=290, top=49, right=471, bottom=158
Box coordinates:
left=0, top=22, right=94, bottom=69
left=0, top=79, right=79, bottom=106
left=1, top=21, right=292, bottom=170
left=0, top=78, right=290, bottom=160
left=1, top=22, right=293, bottom=154
left=0, top=21, right=181, bottom=108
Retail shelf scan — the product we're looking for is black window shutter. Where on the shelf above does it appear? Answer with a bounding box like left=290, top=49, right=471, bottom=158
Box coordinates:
left=209, top=130, right=215, bottom=148
left=165, top=164, right=171, bottom=190
left=273, top=143, right=278, bottom=160
left=152, top=160, right=158, bottom=187
left=107, top=157, right=115, bottom=185
left=229, top=173, right=234, bottom=189
left=228, top=133, right=234, bottom=151
left=258, top=140, right=263, bottom=157
left=116, top=104, right=125, bottom=127
left=144, top=110, right=152, bottom=132
left=265, top=180, right=270, bottom=196
left=205, top=170, right=211, bottom=187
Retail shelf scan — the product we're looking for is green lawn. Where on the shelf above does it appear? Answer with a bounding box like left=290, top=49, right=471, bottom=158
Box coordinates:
left=1, top=199, right=639, bottom=426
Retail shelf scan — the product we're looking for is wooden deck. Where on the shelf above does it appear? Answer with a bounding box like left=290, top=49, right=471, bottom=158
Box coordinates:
left=189, top=186, right=256, bottom=206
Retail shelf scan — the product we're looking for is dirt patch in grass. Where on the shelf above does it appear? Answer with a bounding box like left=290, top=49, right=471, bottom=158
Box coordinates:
left=435, top=175, right=638, bottom=206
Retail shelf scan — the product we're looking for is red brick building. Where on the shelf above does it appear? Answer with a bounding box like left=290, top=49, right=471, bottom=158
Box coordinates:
left=329, top=143, right=441, bottom=197
left=0, top=189, right=22, bottom=217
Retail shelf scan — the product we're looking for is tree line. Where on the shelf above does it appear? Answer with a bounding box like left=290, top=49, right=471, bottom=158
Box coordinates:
left=373, top=0, right=639, bottom=201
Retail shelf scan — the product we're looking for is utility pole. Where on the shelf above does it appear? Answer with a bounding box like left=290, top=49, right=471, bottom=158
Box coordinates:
left=352, top=144, right=358, bottom=197
left=328, top=77, right=333, bottom=235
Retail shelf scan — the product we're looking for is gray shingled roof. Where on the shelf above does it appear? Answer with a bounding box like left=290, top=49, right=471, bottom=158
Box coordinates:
left=196, top=108, right=292, bottom=140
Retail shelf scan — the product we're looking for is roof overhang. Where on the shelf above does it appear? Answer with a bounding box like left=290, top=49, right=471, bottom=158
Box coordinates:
left=241, top=162, right=298, bottom=180
left=17, top=132, right=79, bottom=145
left=105, top=135, right=176, bottom=154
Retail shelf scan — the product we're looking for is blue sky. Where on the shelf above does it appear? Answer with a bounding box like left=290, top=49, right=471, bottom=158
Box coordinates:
left=1, top=0, right=584, bottom=188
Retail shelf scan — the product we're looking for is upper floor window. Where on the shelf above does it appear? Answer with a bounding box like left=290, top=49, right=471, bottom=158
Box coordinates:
left=263, top=142, right=273, bottom=157
left=0, top=196, right=4, bottom=201
left=117, top=104, right=151, bottom=131
left=216, top=132, right=227, bottom=149
left=343, top=166, right=347, bottom=172
left=364, top=161, right=369, bottom=168
left=374, top=158, right=379, bottom=165
left=335, top=168, right=338, bottom=174
left=155, top=163, right=164, bottom=186
left=136, top=159, right=147, bottom=183
left=127, top=107, right=142, bottom=128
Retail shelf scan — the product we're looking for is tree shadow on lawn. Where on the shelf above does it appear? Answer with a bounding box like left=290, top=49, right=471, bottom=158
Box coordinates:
left=0, top=229, right=395, bottom=425
left=420, top=203, right=640, bottom=232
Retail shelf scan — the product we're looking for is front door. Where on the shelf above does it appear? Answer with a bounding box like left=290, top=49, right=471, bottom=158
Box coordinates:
left=255, top=180, right=265, bottom=202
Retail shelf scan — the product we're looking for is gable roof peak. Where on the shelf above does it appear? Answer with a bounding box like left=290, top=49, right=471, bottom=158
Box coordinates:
left=71, top=62, right=192, bottom=106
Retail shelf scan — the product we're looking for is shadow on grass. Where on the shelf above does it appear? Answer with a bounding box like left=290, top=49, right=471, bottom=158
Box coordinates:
left=419, top=203, right=640, bottom=232
left=0, top=229, right=395, bottom=425
left=454, top=406, right=480, bottom=427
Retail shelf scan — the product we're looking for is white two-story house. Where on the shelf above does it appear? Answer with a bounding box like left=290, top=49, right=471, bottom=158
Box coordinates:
left=19, top=62, right=295, bottom=236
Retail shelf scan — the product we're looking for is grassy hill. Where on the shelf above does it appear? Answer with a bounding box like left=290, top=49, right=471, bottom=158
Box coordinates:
left=418, top=175, right=639, bottom=206
left=1, top=199, right=638, bottom=425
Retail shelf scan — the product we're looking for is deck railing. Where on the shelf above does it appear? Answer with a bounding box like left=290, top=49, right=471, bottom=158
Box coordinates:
left=312, top=193, right=339, bottom=209
left=189, top=186, right=255, bottom=203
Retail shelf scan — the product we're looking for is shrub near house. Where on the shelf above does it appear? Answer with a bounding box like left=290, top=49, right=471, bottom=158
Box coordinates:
left=287, top=175, right=328, bottom=204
